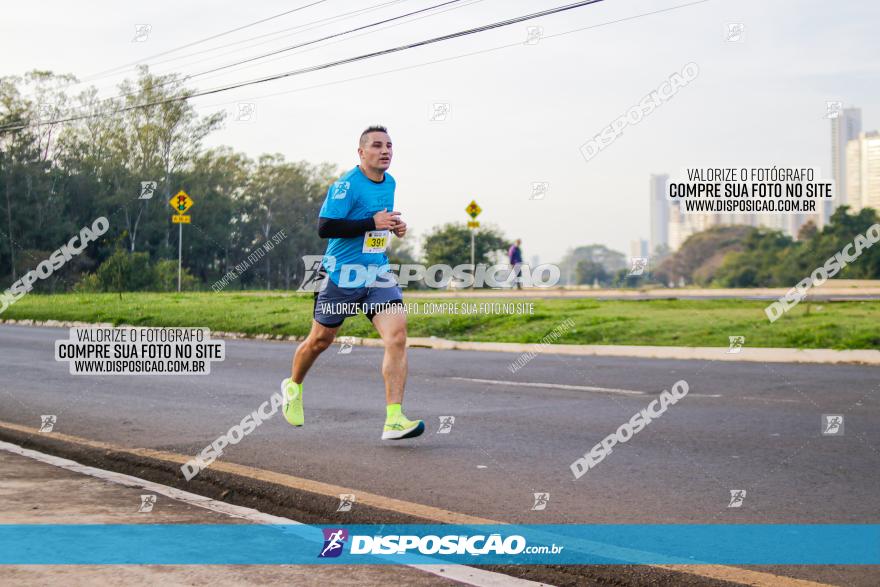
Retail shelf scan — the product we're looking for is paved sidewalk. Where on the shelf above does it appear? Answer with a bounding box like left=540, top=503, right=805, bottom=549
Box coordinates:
left=0, top=449, right=472, bottom=587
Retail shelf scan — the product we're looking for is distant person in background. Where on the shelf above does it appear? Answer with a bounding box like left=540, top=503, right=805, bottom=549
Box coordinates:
left=508, top=239, right=523, bottom=289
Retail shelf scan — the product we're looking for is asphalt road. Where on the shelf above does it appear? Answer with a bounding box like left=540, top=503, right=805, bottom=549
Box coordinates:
left=1, top=324, right=878, bottom=585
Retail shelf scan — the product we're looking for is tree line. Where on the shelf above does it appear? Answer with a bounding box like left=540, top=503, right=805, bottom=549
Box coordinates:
left=566, top=208, right=880, bottom=288
left=0, top=68, right=342, bottom=292
left=1, top=68, right=519, bottom=293
left=6, top=69, right=874, bottom=293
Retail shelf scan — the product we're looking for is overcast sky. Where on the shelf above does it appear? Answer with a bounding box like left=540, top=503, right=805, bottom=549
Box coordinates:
left=4, top=0, right=879, bottom=263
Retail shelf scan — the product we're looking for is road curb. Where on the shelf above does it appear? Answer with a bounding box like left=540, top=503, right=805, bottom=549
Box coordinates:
left=0, top=421, right=832, bottom=587
left=402, top=339, right=880, bottom=365
left=0, top=423, right=732, bottom=587
left=3, top=318, right=879, bottom=365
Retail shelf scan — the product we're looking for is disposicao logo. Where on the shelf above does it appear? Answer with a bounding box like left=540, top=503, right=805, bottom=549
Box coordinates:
left=319, top=528, right=348, bottom=558
left=317, top=529, right=530, bottom=558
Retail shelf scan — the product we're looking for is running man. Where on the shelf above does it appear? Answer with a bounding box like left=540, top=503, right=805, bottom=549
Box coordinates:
left=280, top=125, right=424, bottom=440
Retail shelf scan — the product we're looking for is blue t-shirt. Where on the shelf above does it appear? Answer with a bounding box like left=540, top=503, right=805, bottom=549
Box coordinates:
left=319, top=166, right=396, bottom=287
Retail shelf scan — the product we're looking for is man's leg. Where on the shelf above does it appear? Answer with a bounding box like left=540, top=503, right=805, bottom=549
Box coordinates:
left=291, top=320, right=340, bottom=383
left=281, top=320, right=339, bottom=427
left=371, top=306, right=424, bottom=440
left=371, top=310, right=407, bottom=405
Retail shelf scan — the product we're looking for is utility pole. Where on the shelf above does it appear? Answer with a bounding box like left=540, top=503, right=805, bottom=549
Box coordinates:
left=464, top=199, right=482, bottom=289
left=470, top=229, right=475, bottom=288
left=177, top=221, right=182, bottom=292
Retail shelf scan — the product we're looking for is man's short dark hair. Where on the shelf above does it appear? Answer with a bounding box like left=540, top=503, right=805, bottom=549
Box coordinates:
left=359, top=125, right=389, bottom=147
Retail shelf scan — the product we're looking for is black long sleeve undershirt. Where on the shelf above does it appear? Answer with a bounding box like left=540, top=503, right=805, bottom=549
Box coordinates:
left=317, top=216, right=376, bottom=239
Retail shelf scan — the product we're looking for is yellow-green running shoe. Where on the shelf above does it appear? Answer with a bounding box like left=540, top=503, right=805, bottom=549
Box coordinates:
left=381, top=413, right=425, bottom=440
left=280, top=378, right=303, bottom=426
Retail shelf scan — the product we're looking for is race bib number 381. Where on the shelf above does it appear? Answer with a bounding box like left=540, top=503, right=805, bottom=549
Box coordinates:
left=362, top=230, right=390, bottom=253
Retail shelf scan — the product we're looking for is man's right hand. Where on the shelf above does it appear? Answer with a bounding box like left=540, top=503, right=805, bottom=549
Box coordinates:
left=373, top=208, right=401, bottom=230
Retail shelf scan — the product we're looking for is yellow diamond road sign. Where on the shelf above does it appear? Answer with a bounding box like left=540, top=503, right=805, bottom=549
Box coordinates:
left=465, top=200, right=482, bottom=219
left=169, top=190, right=194, bottom=214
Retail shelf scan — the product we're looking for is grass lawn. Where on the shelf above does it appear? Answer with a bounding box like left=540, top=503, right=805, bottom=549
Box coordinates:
left=2, top=292, right=879, bottom=350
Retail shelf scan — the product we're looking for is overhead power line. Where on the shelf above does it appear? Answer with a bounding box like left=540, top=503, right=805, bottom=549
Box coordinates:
left=193, top=0, right=710, bottom=116
left=73, top=0, right=412, bottom=93
left=179, top=0, right=467, bottom=82
left=0, top=0, right=605, bottom=133
left=106, top=0, right=469, bottom=105
left=81, top=0, right=331, bottom=83
left=172, top=0, right=485, bottom=92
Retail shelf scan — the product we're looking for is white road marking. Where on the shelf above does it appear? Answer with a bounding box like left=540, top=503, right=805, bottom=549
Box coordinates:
left=452, top=377, right=644, bottom=395
left=0, top=440, right=548, bottom=587
left=741, top=396, right=802, bottom=404
left=451, top=377, right=722, bottom=398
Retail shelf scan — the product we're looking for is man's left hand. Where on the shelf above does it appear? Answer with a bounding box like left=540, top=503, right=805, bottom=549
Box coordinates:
left=391, top=220, right=407, bottom=238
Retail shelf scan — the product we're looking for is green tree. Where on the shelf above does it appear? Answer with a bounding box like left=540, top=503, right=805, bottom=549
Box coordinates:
left=713, top=229, right=795, bottom=287
left=654, top=225, right=754, bottom=286
left=785, top=206, right=880, bottom=281
left=711, top=207, right=880, bottom=287
left=152, top=259, right=198, bottom=291
left=114, top=67, right=224, bottom=254
left=574, top=259, right=609, bottom=285
left=243, top=155, right=327, bottom=289
left=559, top=245, right=626, bottom=285
left=0, top=71, right=75, bottom=283
left=176, top=147, right=252, bottom=286
left=422, top=222, right=508, bottom=268
left=797, top=220, right=819, bottom=241
left=96, top=249, right=153, bottom=293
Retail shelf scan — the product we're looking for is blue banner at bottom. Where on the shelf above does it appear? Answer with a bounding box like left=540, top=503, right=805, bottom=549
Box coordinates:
left=1, top=524, right=878, bottom=565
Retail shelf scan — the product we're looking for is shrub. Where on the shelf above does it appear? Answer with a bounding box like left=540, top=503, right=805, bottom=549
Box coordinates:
left=96, top=250, right=153, bottom=292
left=153, top=259, right=198, bottom=291
left=77, top=250, right=199, bottom=292
left=73, top=273, right=101, bottom=293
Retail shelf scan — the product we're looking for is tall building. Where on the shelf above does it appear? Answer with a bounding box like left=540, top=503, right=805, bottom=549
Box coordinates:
left=846, top=131, right=880, bottom=213
left=667, top=200, right=688, bottom=251
left=629, top=239, right=648, bottom=259
left=826, top=107, right=862, bottom=225
left=649, top=174, right=669, bottom=253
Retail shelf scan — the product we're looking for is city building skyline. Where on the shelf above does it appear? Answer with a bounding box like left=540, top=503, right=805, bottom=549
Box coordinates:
left=650, top=104, right=873, bottom=253
left=649, top=174, right=669, bottom=254
left=847, top=130, right=880, bottom=213
left=827, top=106, right=863, bottom=227
left=629, top=239, right=649, bottom=260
